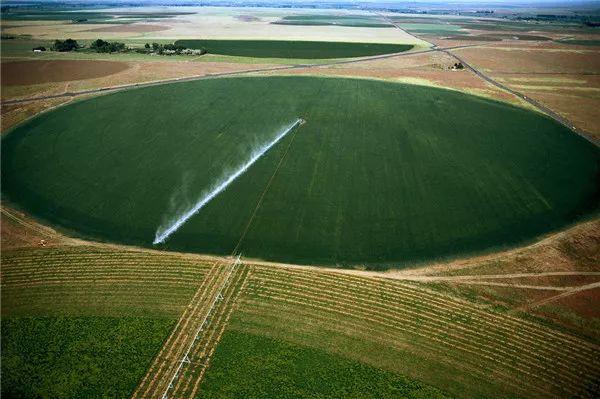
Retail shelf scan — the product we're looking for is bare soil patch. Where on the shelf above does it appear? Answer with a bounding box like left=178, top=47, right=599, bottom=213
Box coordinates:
left=454, top=45, right=600, bottom=74
left=0, top=206, right=80, bottom=249
left=236, top=15, right=261, bottom=22
left=1, top=60, right=129, bottom=86
left=1, top=97, right=70, bottom=132
left=262, top=51, right=518, bottom=105
left=446, top=33, right=552, bottom=42
left=86, top=24, right=169, bottom=33
left=549, top=288, right=600, bottom=318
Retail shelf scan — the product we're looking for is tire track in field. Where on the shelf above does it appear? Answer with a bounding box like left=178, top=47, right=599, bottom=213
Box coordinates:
left=171, top=265, right=251, bottom=397
left=131, top=260, right=227, bottom=398
left=231, top=80, right=327, bottom=255
left=132, top=254, right=247, bottom=398
left=241, top=265, right=600, bottom=398
left=519, top=281, right=600, bottom=311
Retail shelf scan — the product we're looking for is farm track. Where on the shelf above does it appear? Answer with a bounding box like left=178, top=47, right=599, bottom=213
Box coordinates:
left=170, top=265, right=250, bottom=398
left=520, top=282, right=600, bottom=310
left=131, top=257, right=247, bottom=399
left=438, top=47, right=600, bottom=147
left=1, top=44, right=478, bottom=107
left=375, top=13, right=600, bottom=147
left=235, top=265, right=599, bottom=398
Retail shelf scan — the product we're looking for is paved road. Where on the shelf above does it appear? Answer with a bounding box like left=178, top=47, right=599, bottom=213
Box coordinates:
left=378, top=12, right=599, bottom=147
left=439, top=47, right=599, bottom=147
left=1, top=44, right=477, bottom=106
left=4, top=32, right=597, bottom=147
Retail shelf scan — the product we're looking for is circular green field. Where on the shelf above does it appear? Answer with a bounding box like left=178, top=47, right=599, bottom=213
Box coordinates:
left=2, top=77, right=598, bottom=269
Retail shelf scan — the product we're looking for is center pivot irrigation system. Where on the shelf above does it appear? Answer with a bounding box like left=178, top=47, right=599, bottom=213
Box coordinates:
left=153, top=118, right=305, bottom=245
left=162, top=254, right=242, bottom=399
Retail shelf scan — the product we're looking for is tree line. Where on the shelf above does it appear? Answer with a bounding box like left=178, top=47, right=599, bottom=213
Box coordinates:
left=37, top=39, right=205, bottom=56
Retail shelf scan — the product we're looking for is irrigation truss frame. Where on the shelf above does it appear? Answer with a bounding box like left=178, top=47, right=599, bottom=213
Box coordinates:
left=161, top=253, right=242, bottom=399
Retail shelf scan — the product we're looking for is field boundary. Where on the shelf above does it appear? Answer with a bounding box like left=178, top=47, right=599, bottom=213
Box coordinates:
left=2, top=44, right=481, bottom=106
left=131, top=256, right=242, bottom=399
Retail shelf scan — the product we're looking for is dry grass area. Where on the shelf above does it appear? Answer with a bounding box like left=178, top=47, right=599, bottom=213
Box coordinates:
left=85, top=24, right=170, bottom=33
left=386, top=219, right=600, bottom=340
left=230, top=263, right=599, bottom=398
left=1, top=7, right=426, bottom=44
left=394, top=219, right=600, bottom=277
left=136, top=7, right=424, bottom=44
left=1, top=59, right=275, bottom=102
left=261, top=50, right=524, bottom=106
left=1, top=60, right=130, bottom=86
left=1, top=97, right=72, bottom=132
left=2, top=23, right=145, bottom=40
left=454, top=44, right=600, bottom=74
left=444, top=41, right=600, bottom=139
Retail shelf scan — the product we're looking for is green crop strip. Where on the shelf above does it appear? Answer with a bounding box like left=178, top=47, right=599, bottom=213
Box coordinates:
left=1, top=316, right=175, bottom=398
left=174, top=39, right=412, bottom=59
left=200, top=330, right=448, bottom=398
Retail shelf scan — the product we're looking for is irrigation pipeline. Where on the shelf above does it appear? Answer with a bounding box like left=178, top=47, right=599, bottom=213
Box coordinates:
left=153, top=118, right=304, bottom=244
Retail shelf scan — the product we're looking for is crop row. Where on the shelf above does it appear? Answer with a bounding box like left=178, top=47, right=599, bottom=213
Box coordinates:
left=248, top=281, right=583, bottom=395
left=246, top=285, right=571, bottom=396
left=2, top=259, right=210, bottom=271
left=132, top=260, right=236, bottom=399
left=253, top=266, right=598, bottom=358
left=240, top=266, right=599, bottom=398
left=1, top=246, right=213, bottom=263
left=4, top=274, right=206, bottom=287
left=250, top=266, right=599, bottom=369
left=238, top=298, right=540, bottom=398
left=171, top=265, right=251, bottom=398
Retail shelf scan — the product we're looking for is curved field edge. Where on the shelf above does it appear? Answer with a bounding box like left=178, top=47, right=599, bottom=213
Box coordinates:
left=1, top=76, right=599, bottom=269
left=173, top=39, right=413, bottom=59
left=218, top=264, right=600, bottom=398
left=3, top=246, right=598, bottom=398
left=0, top=246, right=211, bottom=398
left=200, top=330, right=448, bottom=398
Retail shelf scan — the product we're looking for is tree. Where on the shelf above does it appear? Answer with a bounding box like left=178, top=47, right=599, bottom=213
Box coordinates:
left=144, top=43, right=150, bottom=49
left=152, top=42, right=160, bottom=51
left=52, top=39, right=79, bottom=52
left=90, top=39, right=126, bottom=53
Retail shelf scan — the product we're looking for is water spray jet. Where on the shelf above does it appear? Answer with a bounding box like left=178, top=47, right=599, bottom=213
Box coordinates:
left=153, top=118, right=304, bottom=244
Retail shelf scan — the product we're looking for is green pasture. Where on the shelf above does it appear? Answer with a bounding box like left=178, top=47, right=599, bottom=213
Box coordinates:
left=0, top=10, right=190, bottom=23
left=393, top=22, right=465, bottom=36
left=1, top=316, right=173, bottom=398
left=0, top=246, right=205, bottom=398
left=556, top=39, right=600, bottom=46
left=200, top=330, right=447, bottom=398
left=174, top=39, right=413, bottom=59
left=273, top=14, right=393, bottom=28
left=2, top=76, right=598, bottom=268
